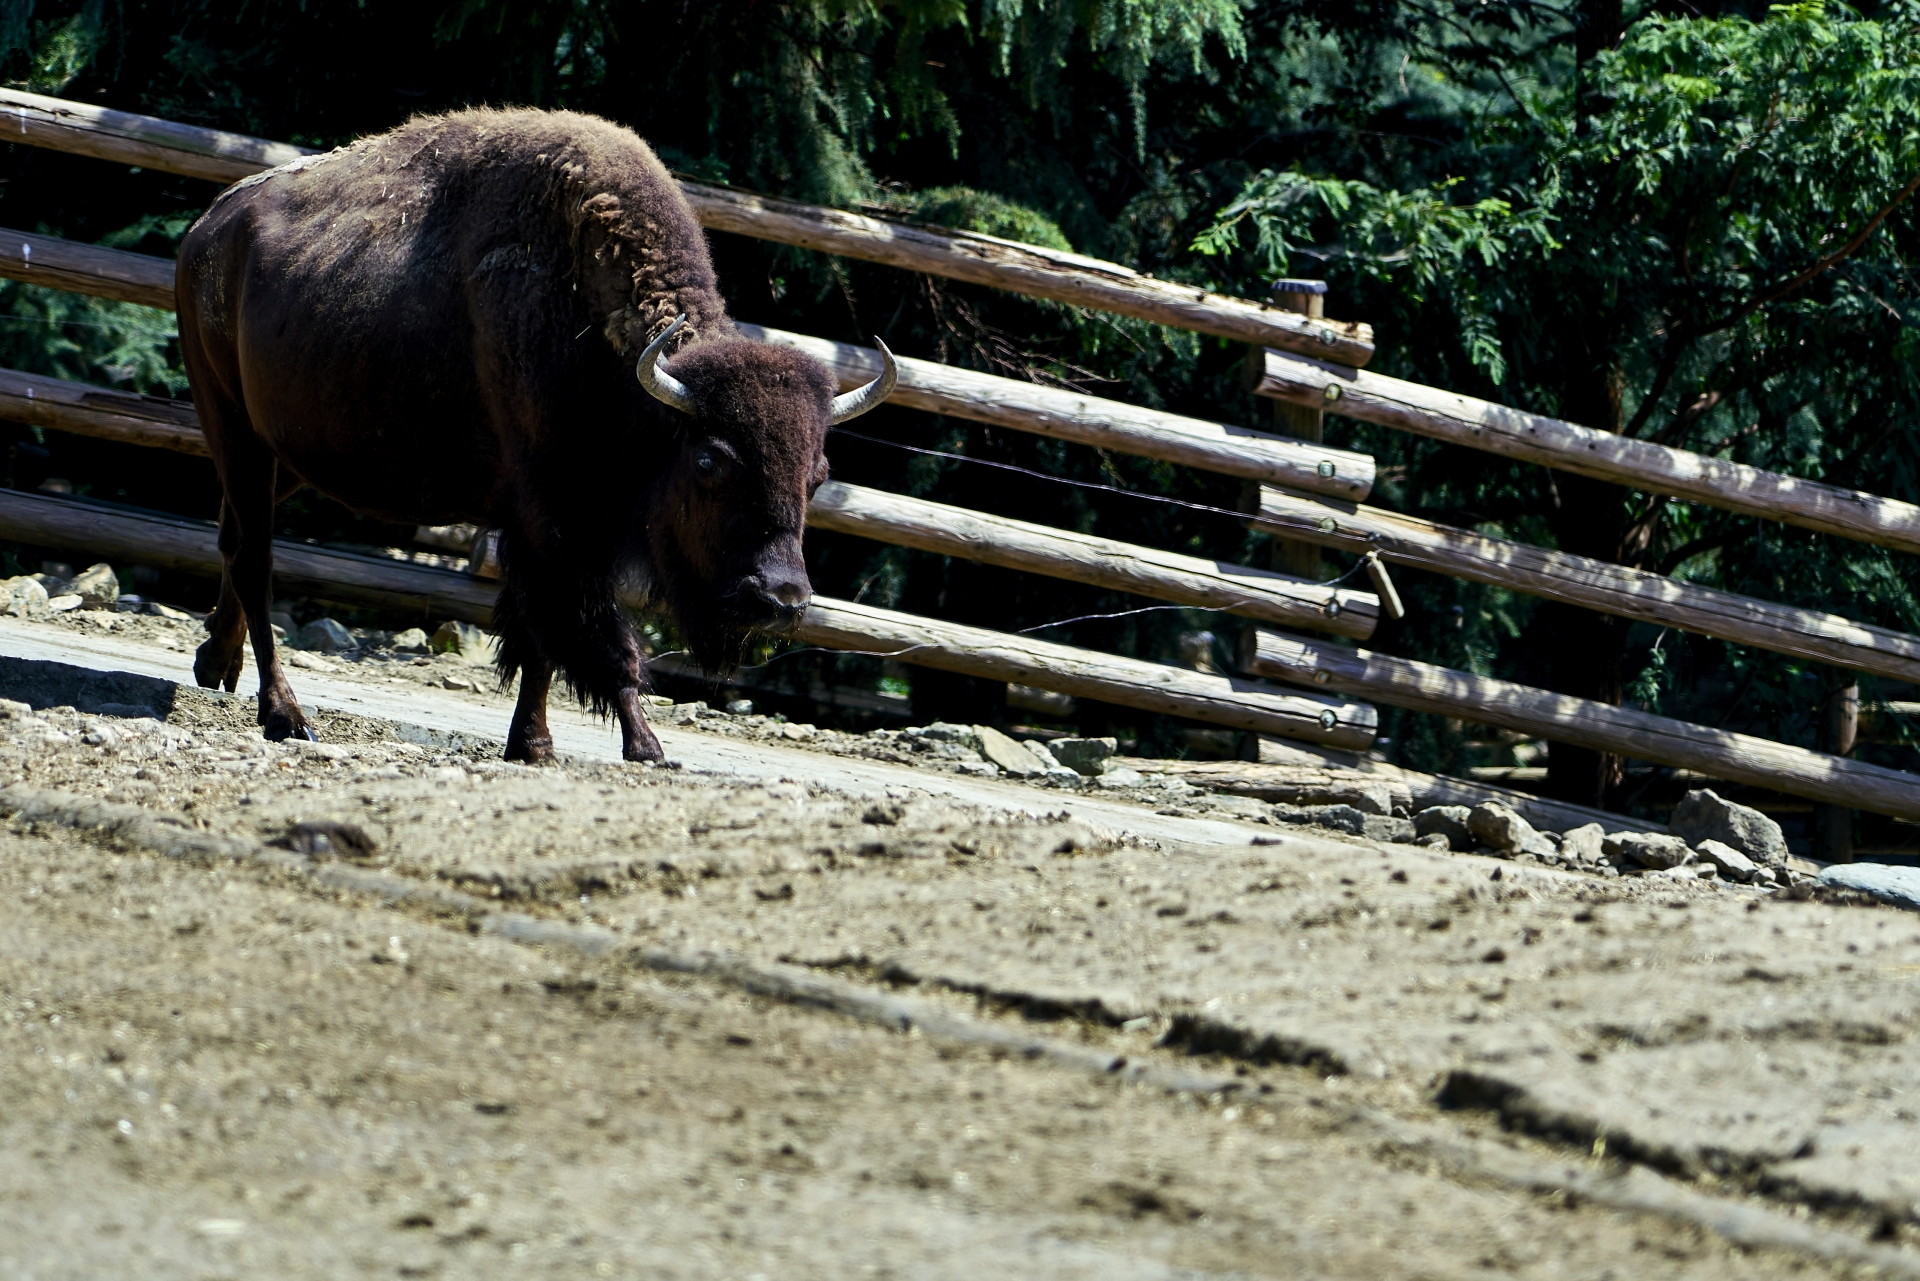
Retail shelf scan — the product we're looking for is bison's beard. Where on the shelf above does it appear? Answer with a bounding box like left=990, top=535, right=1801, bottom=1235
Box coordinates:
left=650, top=566, right=764, bottom=680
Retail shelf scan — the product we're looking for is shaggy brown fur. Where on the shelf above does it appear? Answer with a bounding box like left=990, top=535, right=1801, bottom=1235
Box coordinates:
left=176, top=107, right=836, bottom=762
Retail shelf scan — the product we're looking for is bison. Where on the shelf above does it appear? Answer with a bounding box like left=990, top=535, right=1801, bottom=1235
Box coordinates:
left=176, top=107, right=894, bottom=762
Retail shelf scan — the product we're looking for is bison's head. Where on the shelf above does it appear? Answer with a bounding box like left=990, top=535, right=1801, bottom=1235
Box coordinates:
left=634, top=315, right=895, bottom=673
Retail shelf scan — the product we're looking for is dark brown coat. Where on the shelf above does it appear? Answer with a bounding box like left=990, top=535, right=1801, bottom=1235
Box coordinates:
left=177, top=107, right=839, bottom=760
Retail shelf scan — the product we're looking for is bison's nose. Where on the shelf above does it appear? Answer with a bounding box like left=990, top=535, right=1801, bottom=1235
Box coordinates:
left=747, top=570, right=811, bottom=629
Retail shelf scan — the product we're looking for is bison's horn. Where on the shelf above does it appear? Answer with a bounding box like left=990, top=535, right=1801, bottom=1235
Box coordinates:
left=636, top=314, right=697, bottom=415
left=829, top=338, right=898, bottom=425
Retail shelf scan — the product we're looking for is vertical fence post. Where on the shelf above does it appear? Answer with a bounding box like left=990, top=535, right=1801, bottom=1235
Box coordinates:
left=1816, top=673, right=1859, bottom=861
left=1264, top=280, right=1329, bottom=581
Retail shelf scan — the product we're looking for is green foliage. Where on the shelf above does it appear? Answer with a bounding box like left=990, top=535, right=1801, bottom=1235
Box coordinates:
left=884, top=185, right=1075, bottom=250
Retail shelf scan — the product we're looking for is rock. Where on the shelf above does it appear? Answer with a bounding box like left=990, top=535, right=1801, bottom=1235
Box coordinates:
left=1603, top=831, right=1693, bottom=870
left=725, top=699, right=754, bottom=715
left=0, top=698, right=30, bottom=718
left=1647, top=864, right=1700, bottom=881
left=1095, top=766, right=1147, bottom=789
left=1693, top=838, right=1761, bottom=883
left=1413, top=805, right=1474, bottom=851
left=780, top=723, right=817, bottom=741
left=1818, top=863, right=1920, bottom=910
left=0, top=576, right=48, bottom=617
left=145, top=601, right=195, bottom=622
left=390, top=627, right=430, bottom=653
left=430, top=620, right=497, bottom=663
left=1668, top=788, right=1787, bottom=869
left=1279, top=782, right=1396, bottom=816
left=974, top=725, right=1047, bottom=777
left=1272, top=804, right=1370, bottom=837
left=1046, top=736, right=1118, bottom=776
left=1414, top=832, right=1452, bottom=851
left=1467, top=802, right=1555, bottom=858
left=47, top=594, right=82, bottom=613
left=911, top=723, right=983, bottom=753
left=1368, top=816, right=1418, bottom=844
left=286, top=651, right=335, bottom=671
left=1559, top=823, right=1606, bottom=866
left=68, top=563, right=119, bottom=608
left=1021, top=739, right=1085, bottom=783
left=442, top=675, right=476, bottom=691
left=297, top=617, right=356, bottom=652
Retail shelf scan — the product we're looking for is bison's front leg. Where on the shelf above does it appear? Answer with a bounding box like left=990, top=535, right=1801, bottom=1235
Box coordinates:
left=615, top=687, right=664, bottom=763
left=505, top=658, right=556, bottom=764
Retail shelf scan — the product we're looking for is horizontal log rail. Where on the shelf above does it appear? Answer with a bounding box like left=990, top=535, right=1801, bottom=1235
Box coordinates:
left=739, top=324, right=1371, bottom=497
left=0, top=87, right=306, bottom=182
left=0, top=366, right=207, bottom=456
left=813, top=481, right=1379, bottom=638
left=0, top=87, right=1375, bottom=366
left=1150, top=756, right=1665, bottom=836
left=0, top=228, right=175, bottom=309
left=1247, top=346, right=1920, bottom=557
left=1244, top=485, right=1920, bottom=686
left=0, top=232, right=1373, bottom=499
left=1239, top=628, right=1920, bottom=822
left=0, top=486, right=1378, bottom=750
left=0, top=487, right=496, bottom=621
left=799, top=598, right=1375, bottom=750
left=0, top=365, right=1381, bottom=639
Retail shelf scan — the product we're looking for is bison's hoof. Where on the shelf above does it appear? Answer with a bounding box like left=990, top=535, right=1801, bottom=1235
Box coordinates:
left=505, top=736, right=555, bottom=765
left=262, top=715, right=315, bottom=743
left=192, top=643, right=235, bottom=691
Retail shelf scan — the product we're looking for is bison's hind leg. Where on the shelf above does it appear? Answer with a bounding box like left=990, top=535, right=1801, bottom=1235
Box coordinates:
left=210, top=444, right=315, bottom=743
left=194, top=501, right=249, bottom=693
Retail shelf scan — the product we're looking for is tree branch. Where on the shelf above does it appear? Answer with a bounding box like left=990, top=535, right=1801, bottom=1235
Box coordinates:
left=1701, top=167, right=1920, bottom=337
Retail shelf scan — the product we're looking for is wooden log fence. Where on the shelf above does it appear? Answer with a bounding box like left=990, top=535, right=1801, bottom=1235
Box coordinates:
left=0, top=233, right=1374, bottom=500
left=1247, top=346, right=1920, bottom=558
left=736, top=323, right=1373, bottom=497
left=812, top=481, right=1378, bottom=638
left=0, top=486, right=1377, bottom=750
left=1244, top=485, right=1920, bottom=686
left=0, top=363, right=1382, bottom=637
left=0, top=365, right=207, bottom=456
left=0, top=486, right=497, bottom=621
left=798, top=598, right=1375, bottom=749
left=0, top=228, right=174, bottom=309
left=1239, top=628, right=1920, bottom=822
left=0, top=87, right=1375, bottom=366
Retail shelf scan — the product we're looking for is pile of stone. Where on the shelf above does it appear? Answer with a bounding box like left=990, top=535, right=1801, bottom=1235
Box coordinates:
left=1, top=562, right=125, bottom=616
left=1406, top=788, right=1788, bottom=886
left=858, top=723, right=1129, bottom=786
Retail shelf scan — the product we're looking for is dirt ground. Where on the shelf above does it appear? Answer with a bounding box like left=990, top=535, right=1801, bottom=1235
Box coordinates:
left=4, top=613, right=1920, bottom=1278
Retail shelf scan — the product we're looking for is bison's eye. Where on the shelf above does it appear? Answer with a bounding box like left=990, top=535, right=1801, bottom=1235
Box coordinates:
left=692, top=445, right=733, bottom=487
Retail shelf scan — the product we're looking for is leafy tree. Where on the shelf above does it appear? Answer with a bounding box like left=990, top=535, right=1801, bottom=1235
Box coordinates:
left=1196, top=1, right=1920, bottom=805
